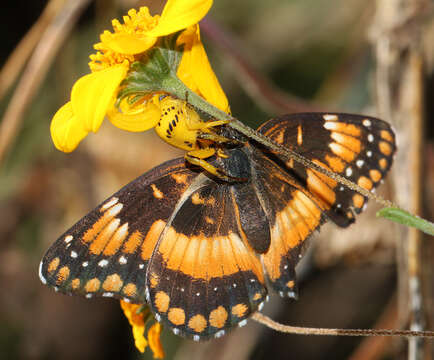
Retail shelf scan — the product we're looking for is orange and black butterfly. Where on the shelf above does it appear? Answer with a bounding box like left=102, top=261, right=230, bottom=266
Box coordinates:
left=39, top=112, right=396, bottom=341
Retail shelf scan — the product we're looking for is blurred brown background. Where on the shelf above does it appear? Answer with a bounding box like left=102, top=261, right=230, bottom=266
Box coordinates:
left=1, top=0, right=434, bottom=359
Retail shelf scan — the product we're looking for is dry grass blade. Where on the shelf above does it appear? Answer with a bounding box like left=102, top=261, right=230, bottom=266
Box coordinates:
left=0, top=0, right=67, bottom=100
left=371, top=1, right=432, bottom=358
left=0, top=0, right=91, bottom=165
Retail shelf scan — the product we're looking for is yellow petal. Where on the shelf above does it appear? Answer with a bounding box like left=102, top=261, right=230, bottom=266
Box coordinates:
left=71, top=63, right=129, bottom=133
left=146, top=0, right=213, bottom=37
left=107, top=98, right=161, bottom=132
left=148, top=323, right=165, bottom=359
left=50, top=102, right=88, bottom=152
left=100, top=32, right=157, bottom=55
left=177, top=27, right=229, bottom=112
left=120, top=301, right=148, bottom=353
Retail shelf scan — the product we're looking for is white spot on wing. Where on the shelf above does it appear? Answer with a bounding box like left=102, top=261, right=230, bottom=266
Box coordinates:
left=64, top=235, right=73, bottom=244
left=367, top=150, right=373, bottom=157
left=119, top=256, right=127, bottom=265
left=356, top=160, right=364, bottom=168
left=363, top=119, right=372, bottom=127
left=85, top=294, right=93, bottom=298
left=215, top=330, right=225, bottom=338
left=107, top=203, right=123, bottom=217
left=82, top=261, right=89, bottom=267
left=323, top=114, right=338, bottom=121
left=367, top=134, right=374, bottom=143
left=193, top=335, right=200, bottom=341
left=98, top=259, right=109, bottom=267
left=39, top=262, right=47, bottom=284
left=346, top=167, right=353, bottom=177
left=139, top=264, right=145, bottom=269
left=323, top=122, right=337, bottom=130
left=101, top=197, right=119, bottom=211
left=288, top=291, right=297, bottom=298
left=71, top=251, right=78, bottom=258
left=103, top=292, right=114, bottom=297
left=238, top=319, right=248, bottom=327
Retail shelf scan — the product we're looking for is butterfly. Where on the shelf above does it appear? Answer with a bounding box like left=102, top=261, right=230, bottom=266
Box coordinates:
left=39, top=112, right=396, bottom=341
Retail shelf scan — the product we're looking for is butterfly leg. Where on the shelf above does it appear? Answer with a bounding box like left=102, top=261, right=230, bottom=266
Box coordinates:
left=185, top=148, right=246, bottom=182
left=196, top=132, right=242, bottom=147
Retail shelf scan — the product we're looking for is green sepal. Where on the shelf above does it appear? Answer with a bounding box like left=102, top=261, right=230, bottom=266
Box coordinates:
left=118, top=33, right=183, bottom=100
left=377, top=207, right=434, bottom=236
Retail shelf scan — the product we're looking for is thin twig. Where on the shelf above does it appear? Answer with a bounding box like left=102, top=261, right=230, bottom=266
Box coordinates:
left=0, top=0, right=91, bottom=165
left=252, top=312, right=434, bottom=339
left=349, top=295, right=400, bottom=360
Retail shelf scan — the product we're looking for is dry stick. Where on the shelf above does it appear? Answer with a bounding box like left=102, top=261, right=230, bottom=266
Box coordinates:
left=252, top=312, right=434, bottom=339
left=0, top=0, right=66, bottom=100
left=372, top=2, right=429, bottom=359
left=0, top=0, right=91, bottom=165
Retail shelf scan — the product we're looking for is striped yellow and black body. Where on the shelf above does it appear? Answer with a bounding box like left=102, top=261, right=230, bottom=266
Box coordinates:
left=40, top=112, right=396, bottom=341
left=154, top=97, right=204, bottom=151
left=153, top=97, right=234, bottom=181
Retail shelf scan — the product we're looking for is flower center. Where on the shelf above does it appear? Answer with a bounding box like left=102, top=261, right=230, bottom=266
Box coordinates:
left=88, top=7, right=159, bottom=72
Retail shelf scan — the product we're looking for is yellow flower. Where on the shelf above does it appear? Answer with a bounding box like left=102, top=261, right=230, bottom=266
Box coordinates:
left=51, top=0, right=230, bottom=153
left=120, top=301, right=164, bottom=358
left=177, top=25, right=229, bottom=113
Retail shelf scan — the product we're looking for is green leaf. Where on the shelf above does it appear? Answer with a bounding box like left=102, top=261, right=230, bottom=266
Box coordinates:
left=377, top=207, right=434, bottom=236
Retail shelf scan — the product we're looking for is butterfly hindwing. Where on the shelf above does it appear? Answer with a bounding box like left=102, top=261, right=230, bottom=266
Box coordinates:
left=257, top=113, right=396, bottom=227
left=146, top=154, right=268, bottom=340
left=244, top=144, right=326, bottom=298
left=39, top=158, right=198, bottom=303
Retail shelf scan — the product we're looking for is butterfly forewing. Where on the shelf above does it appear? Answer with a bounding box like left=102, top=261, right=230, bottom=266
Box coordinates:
left=257, top=113, right=396, bottom=227
left=39, top=158, right=198, bottom=303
